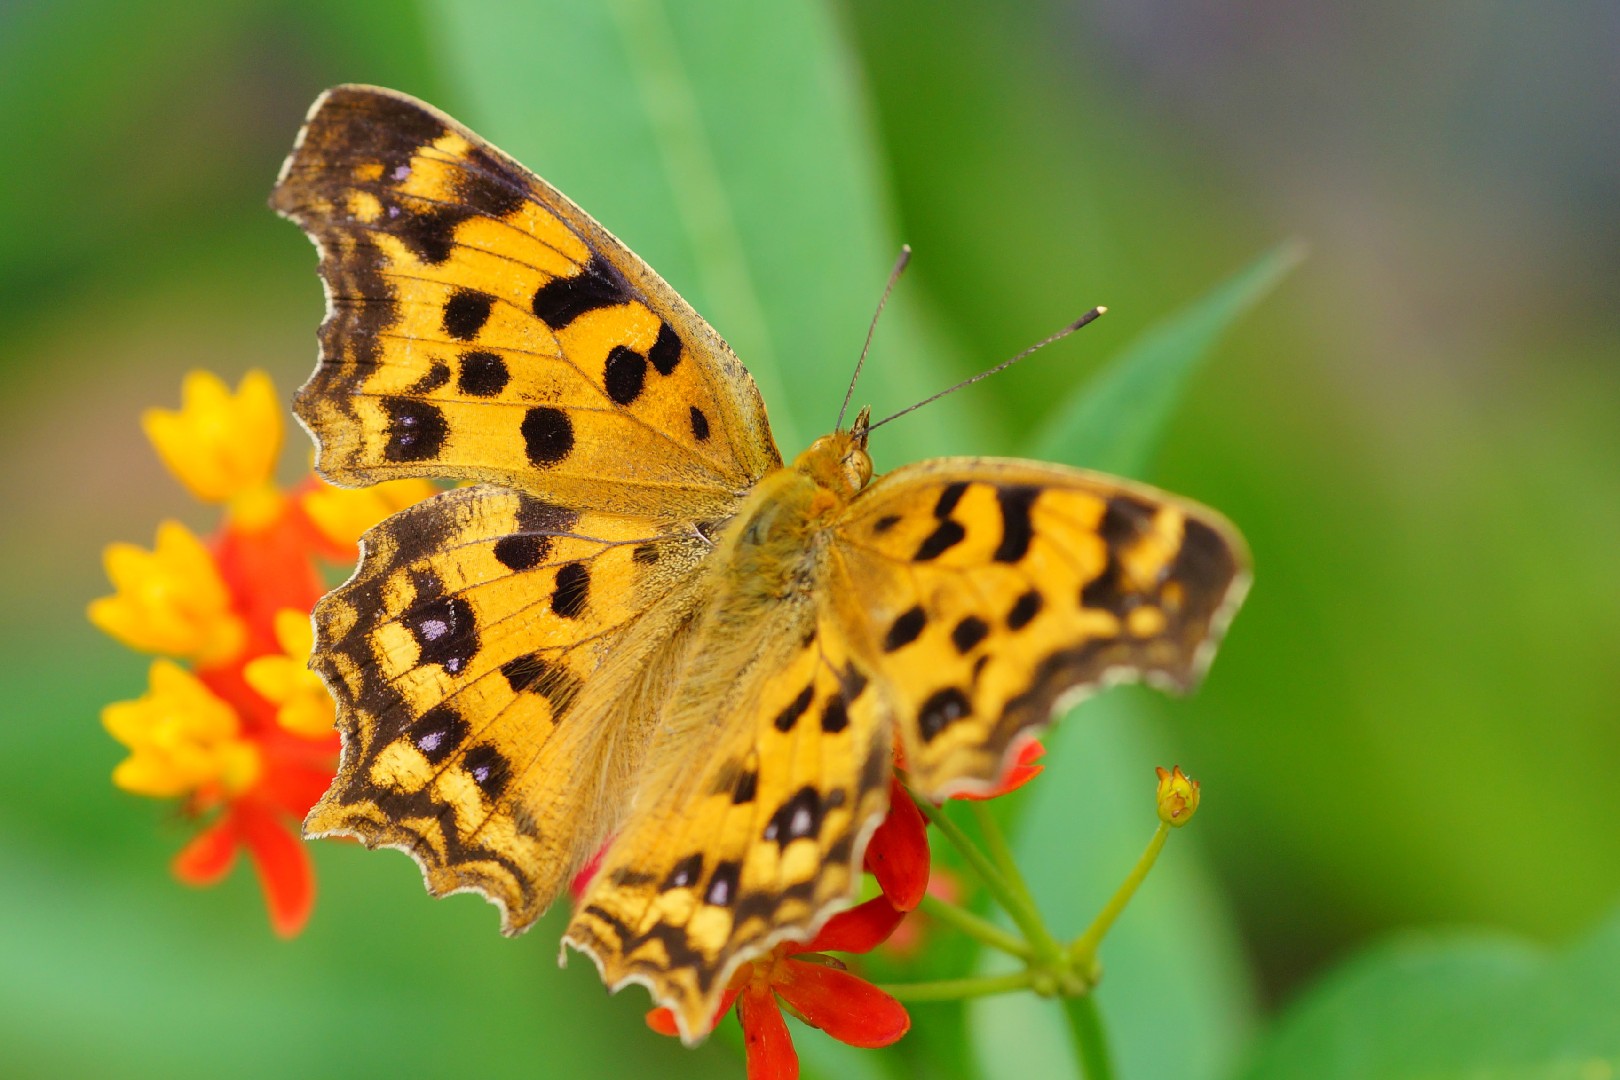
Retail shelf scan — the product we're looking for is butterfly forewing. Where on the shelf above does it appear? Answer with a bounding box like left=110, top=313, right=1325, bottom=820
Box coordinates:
left=834, top=458, right=1249, bottom=796
left=271, top=85, right=779, bottom=520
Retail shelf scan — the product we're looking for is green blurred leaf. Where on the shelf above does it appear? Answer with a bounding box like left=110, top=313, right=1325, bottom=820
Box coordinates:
left=1029, top=243, right=1302, bottom=475
left=1235, top=905, right=1620, bottom=1080
left=427, top=0, right=982, bottom=466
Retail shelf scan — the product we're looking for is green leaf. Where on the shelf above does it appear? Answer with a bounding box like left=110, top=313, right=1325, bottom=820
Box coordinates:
left=1029, top=243, right=1302, bottom=475
left=427, top=0, right=984, bottom=466
left=1235, top=906, right=1620, bottom=1080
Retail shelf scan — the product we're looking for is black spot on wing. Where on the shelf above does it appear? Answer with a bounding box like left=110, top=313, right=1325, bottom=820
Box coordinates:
left=442, top=289, right=494, bottom=340
left=821, top=693, right=849, bottom=733
left=993, top=486, right=1039, bottom=563
left=934, top=481, right=969, bottom=518
left=884, top=605, right=927, bottom=652
left=1008, top=589, right=1043, bottom=630
left=462, top=744, right=511, bottom=800
left=952, top=615, right=990, bottom=654
left=407, top=594, right=477, bottom=674
left=763, top=787, right=822, bottom=846
left=382, top=397, right=448, bottom=462
left=394, top=207, right=467, bottom=265
left=551, top=562, right=590, bottom=618
left=531, top=253, right=630, bottom=330
left=705, top=861, right=741, bottom=907
left=647, top=321, right=682, bottom=375
left=663, top=854, right=703, bottom=891
left=773, top=685, right=814, bottom=732
left=457, top=146, right=527, bottom=218
left=603, top=346, right=647, bottom=406
left=407, top=705, right=468, bottom=765
left=1080, top=561, right=1133, bottom=615
left=917, top=687, right=972, bottom=743
left=457, top=351, right=509, bottom=397
left=407, top=361, right=451, bottom=395
left=499, top=653, right=583, bottom=716
left=914, top=520, right=967, bottom=561
left=521, top=406, right=573, bottom=466
left=689, top=406, right=710, bottom=441
left=493, top=531, right=550, bottom=571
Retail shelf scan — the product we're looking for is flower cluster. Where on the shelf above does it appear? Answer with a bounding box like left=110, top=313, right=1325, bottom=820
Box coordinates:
left=90, top=371, right=430, bottom=935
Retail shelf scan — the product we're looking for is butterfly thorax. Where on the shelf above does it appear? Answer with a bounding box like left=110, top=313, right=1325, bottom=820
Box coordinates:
left=707, top=430, right=871, bottom=608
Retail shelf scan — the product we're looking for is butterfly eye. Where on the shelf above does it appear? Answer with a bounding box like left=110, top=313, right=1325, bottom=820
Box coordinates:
left=843, top=449, right=873, bottom=493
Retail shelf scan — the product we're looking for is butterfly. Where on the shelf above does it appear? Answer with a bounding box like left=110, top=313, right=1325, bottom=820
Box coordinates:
left=271, top=85, right=1249, bottom=1041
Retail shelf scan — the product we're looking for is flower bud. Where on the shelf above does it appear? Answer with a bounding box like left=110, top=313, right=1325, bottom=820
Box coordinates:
left=1155, top=765, right=1200, bottom=827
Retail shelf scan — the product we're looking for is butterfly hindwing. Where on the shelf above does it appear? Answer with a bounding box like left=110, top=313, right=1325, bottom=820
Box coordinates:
left=306, top=483, right=709, bottom=930
left=834, top=458, right=1250, bottom=796
left=271, top=85, right=780, bottom=520
left=565, top=571, right=894, bottom=1041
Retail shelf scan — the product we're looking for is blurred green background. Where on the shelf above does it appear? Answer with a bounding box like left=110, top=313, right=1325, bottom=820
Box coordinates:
left=3, top=1, right=1616, bottom=1077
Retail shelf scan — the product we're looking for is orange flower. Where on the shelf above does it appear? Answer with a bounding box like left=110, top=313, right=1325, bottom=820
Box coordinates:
left=92, top=370, right=429, bottom=936
left=646, top=896, right=910, bottom=1078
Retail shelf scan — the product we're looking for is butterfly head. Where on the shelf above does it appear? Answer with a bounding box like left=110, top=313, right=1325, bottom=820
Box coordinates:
left=795, top=405, right=873, bottom=504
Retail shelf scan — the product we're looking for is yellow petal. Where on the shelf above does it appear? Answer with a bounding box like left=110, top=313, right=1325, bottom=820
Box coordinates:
left=88, top=521, right=244, bottom=664
left=142, top=370, right=284, bottom=503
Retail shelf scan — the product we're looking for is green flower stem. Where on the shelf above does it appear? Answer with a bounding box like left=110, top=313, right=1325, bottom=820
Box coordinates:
left=882, top=970, right=1035, bottom=1002
left=1070, top=821, right=1170, bottom=969
left=1062, top=994, right=1116, bottom=1080
left=905, top=784, right=1056, bottom=959
left=917, top=893, right=1035, bottom=960
left=968, top=802, right=1042, bottom=927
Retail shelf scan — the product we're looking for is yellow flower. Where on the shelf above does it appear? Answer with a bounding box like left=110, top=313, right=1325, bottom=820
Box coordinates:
left=1154, top=765, right=1201, bottom=827
left=244, top=609, right=334, bottom=739
left=142, top=370, right=284, bottom=525
left=102, top=660, right=261, bottom=798
left=88, top=520, right=245, bottom=666
left=301, top=476, right=438, bottom=550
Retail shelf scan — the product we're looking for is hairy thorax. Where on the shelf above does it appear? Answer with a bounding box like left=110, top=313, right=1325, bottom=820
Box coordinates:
left=711, top=430, right=873, bottom=607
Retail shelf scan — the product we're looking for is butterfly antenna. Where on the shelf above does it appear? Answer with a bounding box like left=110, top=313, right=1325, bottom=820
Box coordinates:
left=859, top=306, right=1107, bottom=436
left=838, top=244, right=913, bottom=431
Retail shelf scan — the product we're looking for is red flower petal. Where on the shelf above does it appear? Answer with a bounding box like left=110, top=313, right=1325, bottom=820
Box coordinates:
left=775, top=958, right=910, bottom=1049
left=213, top=513, right=326, bottom=659
left=645, top=1007, right=680, bottom=1037
left=235, top=802, right=314, bottom=937
left=570, top=840, right=610, bottom=902
left=171, top=818, right=238, bottom=885
left=805, top=896, right=904, bottom=955
left=739, top=986, right=798, bottom=1080
left=863, top=778, right=929, bottom=910
left=954, top=740, right=1045, bottom=801
left=645, top=984, right=741, bottom=1040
